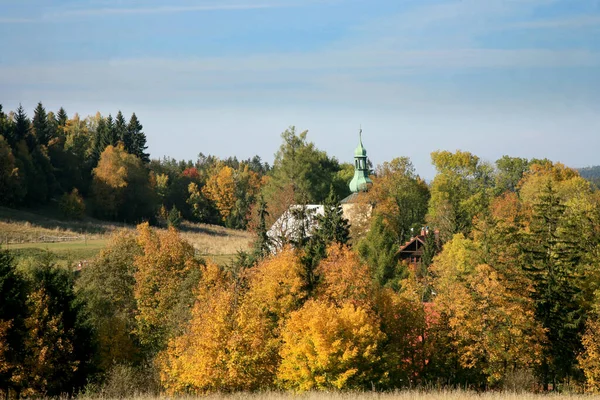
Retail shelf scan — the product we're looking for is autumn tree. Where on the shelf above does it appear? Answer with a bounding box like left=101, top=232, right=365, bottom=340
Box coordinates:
left=0, top=136, right=22, bottom=206
left=91, top=144, right=156, bottom=222
left=133, top=223, right=202, bottom=355
left=278, top=300, right=385, bottom=391
left=159, top=263, right=238, bottom=393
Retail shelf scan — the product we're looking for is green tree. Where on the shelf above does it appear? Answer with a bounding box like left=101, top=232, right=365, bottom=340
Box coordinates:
left=76, top=231, right=143, bottom=371
left=22, top=254, right=96, bottom=397
left=427, top=150, right=493, bottom=243
left=115, top=111, right=128, bottom=148
left=358, top=214, right=401, bottom=289
left=31, top=102, right=51, bottom=146
left=264, top=127, right=343, bottom=209
left=56, top=107, right=68, bottom=128
left=495, top=156, right=530, bottom=194
left=128, top=113, right=149, bottom=163
left=524, top=181, right=585, bottom=387
left=369, top=157, right=430, bottom=244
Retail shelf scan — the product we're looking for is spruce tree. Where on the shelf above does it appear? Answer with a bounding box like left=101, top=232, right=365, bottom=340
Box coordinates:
left=115, top=111, right=129, bottom=150
left=32, top=102, right=51, bottom=146
left=104, top=114, right=117, bottom=147
left=253, top=195, right=271, bottom=258
left=128, top=113, right=149, bottom=162
left=13, top=104, right=30, bottom=146
left=524, top=181, right=584, bottom=387
left=317, top=186, right=350, bottom=245
left=91, top=117, right=107, bottom=164
left=56, top=107, right=68, bottom=127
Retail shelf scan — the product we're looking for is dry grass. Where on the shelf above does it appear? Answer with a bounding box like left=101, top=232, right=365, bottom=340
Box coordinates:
left=179, top=220, right=254, bottom=256
left=0, top=207, right=253, bottom=264
left=79, top=390, right=597, bottom=400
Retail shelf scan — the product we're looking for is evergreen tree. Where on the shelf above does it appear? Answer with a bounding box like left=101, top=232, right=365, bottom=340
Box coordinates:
left=524, top=181, right=584, bottom=388
left=32, top=102, right=51, bottom=146
left=253, top=195, right=271, bottom=258
left=91, top=117, right=107, bottom=164
left=23, top=253, right=96, bottom=397
left=0, top=251, right=28, bottom=397
left=104, top=114, right=117, bottom=147
left=115, top=111, right=130, bottom=150
left=56, top=107, right=68, bottom=127
left=12, top=104, right=30, bottom=146
left=358, top=214, right=402, bottom=289
left=128, top=113, right=149, bottom=163
left=317, top=186, right=350, bottom=246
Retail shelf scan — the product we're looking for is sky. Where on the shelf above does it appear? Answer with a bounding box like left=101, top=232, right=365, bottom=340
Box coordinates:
left=0, top=0, right=599, bottom=179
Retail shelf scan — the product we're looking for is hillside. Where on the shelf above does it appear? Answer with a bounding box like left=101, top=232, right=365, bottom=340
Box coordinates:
left=0, top=206, right=253, bottom=265
left=578, top=166, right=600, bottom=188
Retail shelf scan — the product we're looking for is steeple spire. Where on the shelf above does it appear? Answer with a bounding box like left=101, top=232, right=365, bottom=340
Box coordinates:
left=349, top=127, right=373, bottom=193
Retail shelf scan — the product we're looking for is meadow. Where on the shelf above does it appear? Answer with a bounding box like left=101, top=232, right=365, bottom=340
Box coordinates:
left=0, top=206, right=253, bottom=267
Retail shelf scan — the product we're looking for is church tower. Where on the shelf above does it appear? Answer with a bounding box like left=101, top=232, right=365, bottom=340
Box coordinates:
left=348, top=129, right=373, bottom=193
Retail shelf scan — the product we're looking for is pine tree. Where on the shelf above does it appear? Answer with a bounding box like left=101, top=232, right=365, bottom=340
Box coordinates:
left=32, top=102, right=51, bottom=146
left=128, top=113, right=149, bottom=162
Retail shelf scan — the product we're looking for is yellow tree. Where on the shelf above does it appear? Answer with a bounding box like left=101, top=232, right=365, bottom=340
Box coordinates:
left=133, top=223, right=201, bottom=354
left=158, top=247, right=306, bottom=393
left=316, top=245, right=375, bottom=308
left=227, top=247, right=308, bottom=389
left=158, top=263, right=237, bottom=394
left=92, top=144, right=156, bottom=221
left=579, top=315, right=600, bottom=392
left=203, top=164, right=236, bottom=223
left=278, top=299, right=384, bottom=391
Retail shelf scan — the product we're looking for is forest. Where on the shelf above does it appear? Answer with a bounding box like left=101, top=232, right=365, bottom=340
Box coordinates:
left=1, top=102, right=600, bottom=397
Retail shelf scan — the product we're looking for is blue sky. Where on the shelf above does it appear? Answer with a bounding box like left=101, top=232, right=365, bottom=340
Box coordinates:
left=1, top=0, right=599, bottom=178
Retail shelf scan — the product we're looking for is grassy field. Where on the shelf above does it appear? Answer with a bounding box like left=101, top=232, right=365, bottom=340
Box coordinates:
left=0, top=206, right=253, bottom=267
left=78, top=391, right=597, bottom=400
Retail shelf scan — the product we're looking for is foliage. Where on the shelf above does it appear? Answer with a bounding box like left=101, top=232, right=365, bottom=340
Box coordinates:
left=368, top=157, right=430, bottom=244
left=133, top=223, right=202, bottom=355
left=358, top=214, right=402, bottom=289
left=59, top=188, right=86, bottom=220
left=92, top=144, right=156, bottom=222
left=76, top=230, right=142, bottom=372
left=278, top=300, right=385, bottom=391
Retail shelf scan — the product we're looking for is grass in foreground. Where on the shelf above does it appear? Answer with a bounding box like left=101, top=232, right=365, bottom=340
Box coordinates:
left=78, top=390, right=597, bottom=400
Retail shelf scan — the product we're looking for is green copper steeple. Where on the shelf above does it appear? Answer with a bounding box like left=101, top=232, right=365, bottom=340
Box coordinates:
left=349, top=128, right=373, bottom=193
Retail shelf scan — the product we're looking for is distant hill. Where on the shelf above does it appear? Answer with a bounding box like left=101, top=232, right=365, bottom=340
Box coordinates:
left=578, top=166, right=600, bottom=189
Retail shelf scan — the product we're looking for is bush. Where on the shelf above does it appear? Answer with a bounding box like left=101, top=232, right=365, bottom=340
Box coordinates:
left=59, top=188, right=85, bottom=220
